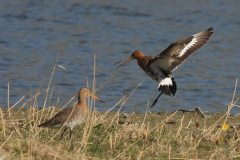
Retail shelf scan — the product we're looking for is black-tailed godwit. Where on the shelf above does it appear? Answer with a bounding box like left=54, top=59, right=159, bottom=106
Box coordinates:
left=38, top=87, right=104, bottom=145
left=115, top=27, right=213, bottom=107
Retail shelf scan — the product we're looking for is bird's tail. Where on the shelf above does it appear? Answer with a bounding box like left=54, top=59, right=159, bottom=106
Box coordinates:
left=38, top=120, right=52, bottom=128
left=158, top=77, right=177, bottom=96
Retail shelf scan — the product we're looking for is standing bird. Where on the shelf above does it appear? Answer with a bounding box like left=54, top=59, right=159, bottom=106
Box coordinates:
left=115, top=27, right=213, bottom=107
left=38, top=87, right=104, bottom=144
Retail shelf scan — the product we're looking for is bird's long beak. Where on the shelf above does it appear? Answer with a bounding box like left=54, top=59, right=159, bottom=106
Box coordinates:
left=89, top=93, right=105, bottom=103
left=114, top=56, right=133, bottom=69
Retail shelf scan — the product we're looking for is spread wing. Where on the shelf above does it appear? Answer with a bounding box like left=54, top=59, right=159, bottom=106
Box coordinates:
left=156, top=27, right=213, bottom=71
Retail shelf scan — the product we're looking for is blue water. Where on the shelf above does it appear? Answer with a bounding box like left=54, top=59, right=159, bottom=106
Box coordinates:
left=0, top=0, right=240, bottom=114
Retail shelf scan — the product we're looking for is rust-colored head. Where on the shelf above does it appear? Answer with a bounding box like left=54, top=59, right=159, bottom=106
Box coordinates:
left=78, top=87, right=104, bottom=103
left=114, top=51, right=144, bottom=69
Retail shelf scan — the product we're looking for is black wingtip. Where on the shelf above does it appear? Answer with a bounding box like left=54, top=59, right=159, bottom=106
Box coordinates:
left=207, top=27, right=214, bottom=34
left=208, top=27, right=213, bottom=30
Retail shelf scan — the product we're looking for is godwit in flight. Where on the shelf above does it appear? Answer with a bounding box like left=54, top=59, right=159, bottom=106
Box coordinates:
left=115, top=27, right=213, bottom=107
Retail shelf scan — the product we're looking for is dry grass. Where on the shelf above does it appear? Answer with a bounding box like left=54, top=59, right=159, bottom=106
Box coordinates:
left=0, top=57, right=240, bottom=159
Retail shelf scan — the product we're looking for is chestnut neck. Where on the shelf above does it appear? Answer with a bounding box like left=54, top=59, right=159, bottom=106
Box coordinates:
left=136, top=53, right=145, bottom=69
left=136, top=54, right=144, bottom=61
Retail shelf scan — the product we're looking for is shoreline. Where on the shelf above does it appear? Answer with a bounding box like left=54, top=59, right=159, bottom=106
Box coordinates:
left=1, top=105, right=240, bottom=159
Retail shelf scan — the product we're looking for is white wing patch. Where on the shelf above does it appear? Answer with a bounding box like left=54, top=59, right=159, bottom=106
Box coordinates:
left=178, top=37, right=197, bottom=58
left=158, top=78, right=172, bottom=88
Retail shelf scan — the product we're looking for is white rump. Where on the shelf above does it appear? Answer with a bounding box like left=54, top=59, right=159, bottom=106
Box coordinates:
left=158, top=77, right=172, bottom=88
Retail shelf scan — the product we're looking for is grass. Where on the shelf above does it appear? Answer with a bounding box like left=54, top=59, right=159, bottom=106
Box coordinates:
left=0, top=57, right=240, bottom=159
left=1, top=98, right=240, bottom=159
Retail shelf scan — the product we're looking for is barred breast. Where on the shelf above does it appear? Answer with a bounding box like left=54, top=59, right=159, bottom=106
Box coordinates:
left=145, top=69, right=160, bottom=82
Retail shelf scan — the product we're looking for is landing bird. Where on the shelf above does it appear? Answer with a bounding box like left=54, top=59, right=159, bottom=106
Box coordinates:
left=38, top=87, right=104, bottom=144
left=115, top=27, right=213, bottom=107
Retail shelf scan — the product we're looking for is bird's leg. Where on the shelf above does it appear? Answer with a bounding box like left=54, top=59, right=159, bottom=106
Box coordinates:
left=61, top=128, right=68, bottom=140
left=70, top=129, right=73, bottom=149
left=151, top=93, right=162, bottom=108
left=70, top=129, right=72, bottom=139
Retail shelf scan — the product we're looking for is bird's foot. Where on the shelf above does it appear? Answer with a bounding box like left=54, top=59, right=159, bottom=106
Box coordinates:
left=151, top=100, right=158, bottom=108
left=150, top=93, right=162, bottom=108
left=71, top=141, right=74, bottom=150
left=61, top=128, right=68, bottom=140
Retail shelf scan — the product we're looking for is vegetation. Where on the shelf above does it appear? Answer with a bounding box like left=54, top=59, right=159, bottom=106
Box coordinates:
left=0, top=58, right=240, bottom=159
left=1, top=97, right=240, bottom=159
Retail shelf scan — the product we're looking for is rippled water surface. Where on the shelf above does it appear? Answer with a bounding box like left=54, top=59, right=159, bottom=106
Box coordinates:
left=0, top=0, right=240, bottom=114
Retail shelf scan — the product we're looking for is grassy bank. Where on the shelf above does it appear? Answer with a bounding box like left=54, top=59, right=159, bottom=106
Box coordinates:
left=1, top=103, right=240, bottom=159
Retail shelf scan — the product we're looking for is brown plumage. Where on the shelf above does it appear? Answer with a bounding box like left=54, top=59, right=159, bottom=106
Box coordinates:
left=38, top=87, right=104, bottom=143
left=115, top=27, right=213, bottom=107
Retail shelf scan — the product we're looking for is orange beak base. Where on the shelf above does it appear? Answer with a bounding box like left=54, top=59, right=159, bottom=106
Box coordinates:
left=89, top=93, right=105, bottom=103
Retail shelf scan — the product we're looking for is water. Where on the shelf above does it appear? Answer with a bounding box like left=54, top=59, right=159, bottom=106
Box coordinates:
left=0, top=0, right=240, bottom=114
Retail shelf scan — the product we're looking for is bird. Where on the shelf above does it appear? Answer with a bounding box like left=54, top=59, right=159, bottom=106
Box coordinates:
left=38, top=87, right=104, bottom=145
left=115, top=27, right=213, bottom=108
